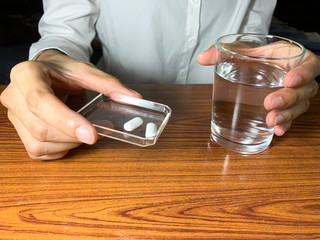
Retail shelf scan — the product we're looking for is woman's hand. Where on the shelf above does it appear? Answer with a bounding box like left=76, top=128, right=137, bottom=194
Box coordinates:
left=0, top=50, right=141, bottom=160
left=198, top=44, right=319, bottom=136
left=263, top=50, right=319, bottom=136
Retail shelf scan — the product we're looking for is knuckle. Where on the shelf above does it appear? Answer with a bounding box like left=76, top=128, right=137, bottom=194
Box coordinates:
left=286, top=110, right=294, bottom=121
left=0, top=88, right=8, bottom=107
left=26, top=141, right=46, bottom=158
left=65, top=118, right=78, bottom=130
left=291, top=90, right=301, bottom=106
left=303, top=100, right=311, bottom=112
left=31, top=122, right=49, bottom=142
left=10, top=62, right=26, bottom=81
left=293, top=90, right=300, bottom=104
left=25, top=90, right=48, bottom=115
left=0, top=84, right=15, bottom=108
left=26, top=92, right=39, bottom=115
left=10, top=61, right=37, bottom=83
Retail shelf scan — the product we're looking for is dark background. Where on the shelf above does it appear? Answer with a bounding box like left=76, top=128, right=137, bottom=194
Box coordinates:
left=0, top=0, right=42, bottom=84
left=273, top=0, right=320, bottom=33
left=0, top=0, right=319, bottom=84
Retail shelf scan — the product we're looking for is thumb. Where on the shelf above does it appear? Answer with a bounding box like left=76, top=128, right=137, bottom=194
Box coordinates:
left=197, top=44, right=218, bottom=66
left=37, top=50, right=142, bottom=98
left=71, top=63, right=142, bottom=98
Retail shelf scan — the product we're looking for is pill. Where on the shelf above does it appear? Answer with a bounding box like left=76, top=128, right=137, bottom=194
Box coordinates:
left=145, top=122, right=157, bottom=138
left=124, top=117, right=143, bottom=131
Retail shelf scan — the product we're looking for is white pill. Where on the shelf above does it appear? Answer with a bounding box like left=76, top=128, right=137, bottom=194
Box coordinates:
left=124, top=117, right=143, bottom=131
left=145, top=122, right=157, bottom=138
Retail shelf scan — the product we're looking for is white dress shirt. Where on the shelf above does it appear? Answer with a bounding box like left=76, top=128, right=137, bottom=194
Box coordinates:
left=30, top=0, right=276, bottom=84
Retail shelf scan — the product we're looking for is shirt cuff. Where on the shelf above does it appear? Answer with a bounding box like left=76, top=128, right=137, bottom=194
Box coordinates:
left=29, top=36, right=92, bottom=61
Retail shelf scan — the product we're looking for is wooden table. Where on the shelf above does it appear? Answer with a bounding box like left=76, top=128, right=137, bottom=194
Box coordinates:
left=0, top=84, right=320, bottom=240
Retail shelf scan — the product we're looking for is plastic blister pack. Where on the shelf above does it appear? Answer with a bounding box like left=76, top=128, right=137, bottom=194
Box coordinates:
left=77, top=92, right=172, bottom=147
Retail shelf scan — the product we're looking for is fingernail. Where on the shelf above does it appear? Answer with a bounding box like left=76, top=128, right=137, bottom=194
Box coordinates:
left=274, top=115, right=284, bottom=125
left=274, top=125, right=284, bottom=136
left=76, top=126, right=94, bottom=144
left=270, top=96, right=283, bottom=109
left=289, top=74, right=302, bottom=87
left=129, top=88, right=142, bottom=98
left=275, top=121, right=292, bottom=136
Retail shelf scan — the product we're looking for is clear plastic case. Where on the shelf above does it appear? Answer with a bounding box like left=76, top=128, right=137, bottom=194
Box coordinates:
left=77, top=92, right=172, bottom=147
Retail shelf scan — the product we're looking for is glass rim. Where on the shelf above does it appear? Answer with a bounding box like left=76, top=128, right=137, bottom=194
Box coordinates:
left=215, top=33, right=306, bottom=61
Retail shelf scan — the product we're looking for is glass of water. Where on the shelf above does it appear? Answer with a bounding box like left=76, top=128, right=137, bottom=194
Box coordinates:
left=211, top=33, right=306, bottom=154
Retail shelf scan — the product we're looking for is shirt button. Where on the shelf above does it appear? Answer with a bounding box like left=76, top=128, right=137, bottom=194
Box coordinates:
left=180, top=70, right=187, bottom=77
left=192, top=0, right=200, bottom=4
left=189, top=39, right=197, bottom=46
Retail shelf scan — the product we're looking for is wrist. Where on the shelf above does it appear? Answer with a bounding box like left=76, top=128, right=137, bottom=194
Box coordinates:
left=33, top=49, right=66, bottom=61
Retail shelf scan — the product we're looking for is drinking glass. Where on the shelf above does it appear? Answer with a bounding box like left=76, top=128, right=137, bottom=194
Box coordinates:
left=211, top=33, right=306, bottom=154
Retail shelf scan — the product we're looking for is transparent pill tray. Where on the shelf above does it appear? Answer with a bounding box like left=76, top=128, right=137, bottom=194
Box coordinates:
left=77, top=92, right=172, bottom=147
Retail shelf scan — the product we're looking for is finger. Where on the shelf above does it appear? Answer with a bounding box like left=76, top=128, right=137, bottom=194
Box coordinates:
left=264, top=79, right=318, bottom=110
left=274, top=121, right=292, bottom=136
left=31, top=152, right=70, bottom=161
left=2, top=83, right=81, bottom=143
left=81, top=68, right=143, bottom=98
left=27, top=90, right=98, bottom=144
left=10, top=62, right=98, bottom=145
left=283, top=52, right=320, bottom=88
left=49, top=57, right=143, bottom=98
left=8, top=111, right=81, bottom=160
left=265, top=100, right=310, bottom=127
left=197, top=44, right=217, bottom=65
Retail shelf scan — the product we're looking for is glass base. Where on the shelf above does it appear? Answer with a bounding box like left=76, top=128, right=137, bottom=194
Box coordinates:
left=210, top=132, right=271, bottom=155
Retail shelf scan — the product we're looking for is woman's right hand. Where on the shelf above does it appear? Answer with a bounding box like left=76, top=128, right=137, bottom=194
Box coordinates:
left=0, top=50, right=141, bottom=160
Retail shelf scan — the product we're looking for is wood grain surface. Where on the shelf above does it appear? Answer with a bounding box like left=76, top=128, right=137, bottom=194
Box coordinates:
left=0, top=84, right=320, bottom=240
